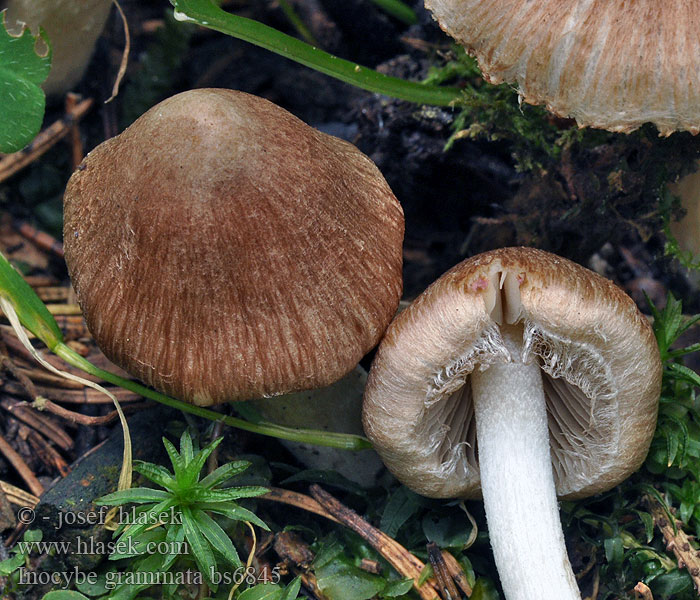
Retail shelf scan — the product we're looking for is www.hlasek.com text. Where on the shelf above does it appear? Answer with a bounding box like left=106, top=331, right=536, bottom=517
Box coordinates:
left=17, top=535, right=188, bottom=557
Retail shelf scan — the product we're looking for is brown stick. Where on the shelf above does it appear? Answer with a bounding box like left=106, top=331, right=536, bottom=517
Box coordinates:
left=1, top=398, right=74, bottom=451
left=634, top=581, right=654, bottom=599
left=46, top=304, right=82, bottom=316
left=645, top=494, right=700, bottom=592
left=9, top=383, right=142, bottom=404
left=34, top=287, right=72, bottom=302
left=66, top=93, right=86, bottom=169
left=273, top=531, right=329, bottom=600
left=25, top=429, right=70, bottom=477
left=436, top=546, right=473, bottom=598
left=13, top=221, right=64, bottom=258
left=35, top=397, right=151, bottom=426
left=0, top=435, right=43, bottom=496
left=262, top=487, right=341, bottom=524
left=14, top=367, right=86, bottom=390
left=427, top=542, right=462, bottom=600
left=309, top=484, right=441, bottom=600
left=0, top=480, right=39, bottom=507
left=23, top=275, right=58, bottom=288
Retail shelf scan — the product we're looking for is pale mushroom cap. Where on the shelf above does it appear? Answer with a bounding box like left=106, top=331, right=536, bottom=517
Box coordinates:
left=64, top=88, right=404, bottom=406
left=363, top=247, right=661, bottom=499
left=425, top=0, right=700, bottom=135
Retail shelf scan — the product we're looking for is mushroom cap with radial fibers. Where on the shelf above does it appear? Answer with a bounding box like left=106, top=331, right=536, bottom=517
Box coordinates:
left=64, top=88, right=404, bottom=406
left=363, top=247, right=661, bottom=500
left=424, top=0, right=700, bottom=135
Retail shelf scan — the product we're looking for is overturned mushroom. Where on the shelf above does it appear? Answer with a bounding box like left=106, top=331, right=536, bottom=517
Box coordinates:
left=424, top=1, right=700, bottom=135
left=63, top=88, right=404, bottom=406
left=363, top=247, right=661, bottom=600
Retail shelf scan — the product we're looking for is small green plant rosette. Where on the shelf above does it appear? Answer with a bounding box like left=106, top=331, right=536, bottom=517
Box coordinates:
left=170, top=0, right=460, bottom=106
left=95, top=432, right=269, bottom=587
left=0, top=10, right=51, bottom=153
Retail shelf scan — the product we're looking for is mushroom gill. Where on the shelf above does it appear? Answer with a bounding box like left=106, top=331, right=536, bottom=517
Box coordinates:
left=420, top=266, right=620, bottom=498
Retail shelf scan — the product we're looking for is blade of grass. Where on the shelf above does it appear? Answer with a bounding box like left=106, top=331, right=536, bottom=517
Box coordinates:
left=53, top=343, right=372, bottom=450
left=171, top=0, right=460, bottom=106
left=0, top=295, right=133, bottom=494
left=0, top=253, right=62, bottom=349
left=277, top=0, right=318, bottom=46
left=0, top=250, right=371, bottom=451
left=369, top=0, right=417, bottom=25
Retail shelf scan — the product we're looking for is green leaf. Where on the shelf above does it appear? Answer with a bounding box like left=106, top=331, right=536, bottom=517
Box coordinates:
left=604, top=536, right=624, bottom=567
left=667, top=363, right=700, bottom=388
left=422, top=509, right=475, bottom=549
left=0, top=251, right=62, bottom=348
left=95, top=487, right=171, bottom=505
left=24, top=529, right=42, bottom=543
left=0, top=12, right=51, bottom=153
left=110, top=528, right=164, bottom=560
left=180, top=436, right=223, bottom=487
left=649, top=570, right=693, bottom=597
left=280, top=576, right=302, bottom=600
left=380, top=577, right=414, bottom=597
left=162, top=437, right=185, bottom=478
left=380, top=486, right=423, bottom=538
left=181, top=505, right=216, bottom=579
left=195, top=486, right=269, bottom=503
left=634, top=510, right=655, bottom=543
left=199, top=460, right=252, bottom=489
left=469, top=578, right=500, bottom=600
left=190, top=508, right=241, bottom=567
left=75, top=569, right=112, bottom=597
left=41, top=593, right=90, bottom=600
left=199, top=501, right=269, bottom=530
left=237, top=583, right=284, bottom=600
left=315, top=553, right=386, bottom=600
left=112, top=498, right=177, bottom=546
left=132, top=460, right=177, bottom=490
left=0, top=552, right=25, bottom=576
left=180, top=430, right=194, bottom=463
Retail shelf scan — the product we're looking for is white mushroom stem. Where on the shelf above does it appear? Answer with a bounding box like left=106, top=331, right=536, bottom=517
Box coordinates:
left=470, top=325, right=581, bottom=600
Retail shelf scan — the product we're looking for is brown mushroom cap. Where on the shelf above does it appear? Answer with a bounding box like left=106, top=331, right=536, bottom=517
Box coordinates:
left=64, top=88, right=404, bottom=406
left=425, top=1, right=700, bottom=135
left=363, top=247, right=661, bottom=499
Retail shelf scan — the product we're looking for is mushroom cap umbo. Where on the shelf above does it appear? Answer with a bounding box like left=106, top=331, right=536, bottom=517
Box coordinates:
left=424, top=1, right=700, bottom=135
left=64, top=88, right=404, bottom=406
left=363, top=247, right=661, bottom=500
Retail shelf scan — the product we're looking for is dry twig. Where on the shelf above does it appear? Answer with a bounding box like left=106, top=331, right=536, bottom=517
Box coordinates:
left=4, top=382, right=141, bottom=405
left=33, top=397, right=150, bottom=427
left=262, top=487, right=341, bottom=524
left=0, top=481, right=39, bottom=507
left=273, top=531, right=328, bottom=600
left=645, top=494, right=700, bottom=592
left=13, top=221, right=65, bottom=258
left=634, top=581, right=654, bottom=599
left=24, top=427, right=70, bottom=477
left=427, top=542, right=462, bottom=600
left=1, top=398, right=74, bottom=451
left=309, top=484, right=442, bottom=600
left=0, top=98, right=93, bottom=183
left=0, top=435, right=43, bottom=496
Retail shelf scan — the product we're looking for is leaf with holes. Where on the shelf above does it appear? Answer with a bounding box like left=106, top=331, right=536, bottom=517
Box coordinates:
left=0, top=11, right=51, bottom=152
